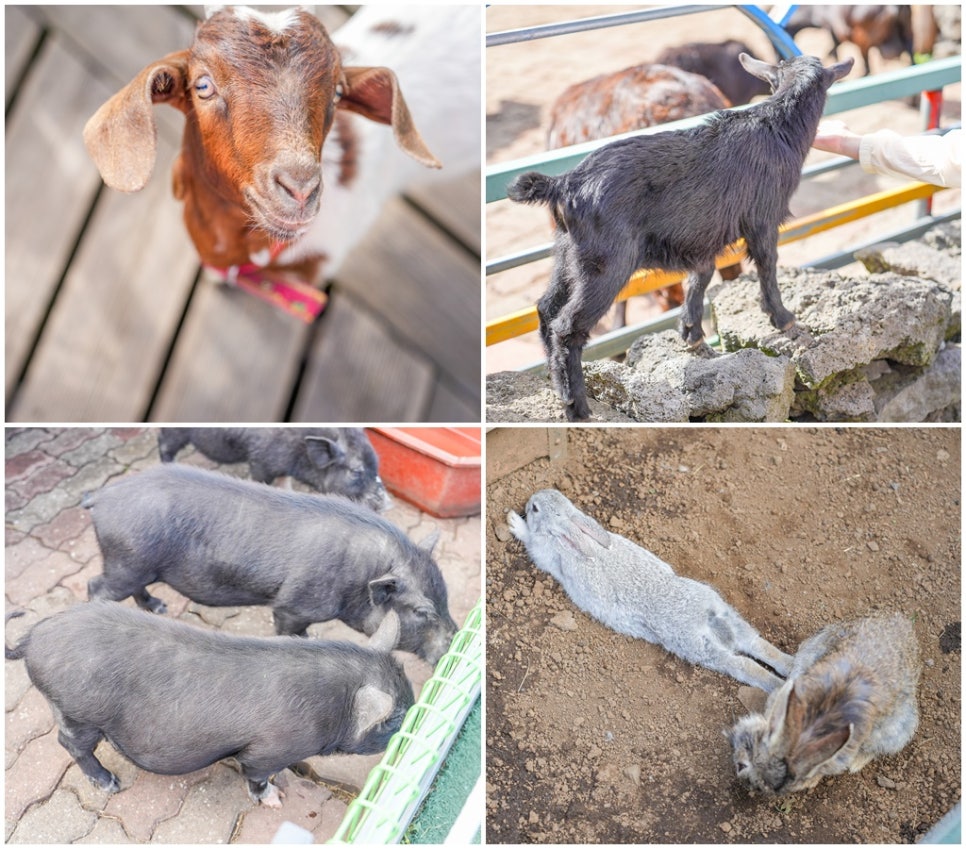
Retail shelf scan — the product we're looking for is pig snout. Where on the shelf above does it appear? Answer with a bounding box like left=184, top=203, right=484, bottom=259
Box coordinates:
left=403, top=610, right=458, bottom=667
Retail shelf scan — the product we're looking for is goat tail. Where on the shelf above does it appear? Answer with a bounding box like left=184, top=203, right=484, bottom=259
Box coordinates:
left=506, top=171, right=560, bottom=207
left=5, top=610, right=28, bottom=660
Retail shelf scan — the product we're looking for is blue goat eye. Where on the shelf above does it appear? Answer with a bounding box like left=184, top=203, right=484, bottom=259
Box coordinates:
left=334, top=83, right=344, bottom=103
left=194, top=76, right=216, bottom=99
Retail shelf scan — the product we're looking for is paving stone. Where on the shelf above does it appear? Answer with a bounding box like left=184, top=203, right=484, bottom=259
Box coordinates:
left=6, top=536, right=53, bottom=581
left=233, top=773, right=334, bottom=843
left=5, top=429, right=55, bottom=455
left=61, top=762, right=121, bottom=814
left=7, top=486, right=80, bottom=533
left=8, top=787, right=97, bottom=844
left=5, top=450, right=52, bottom=484
left=149, top=764, right=251, bottom=844
left=33, top=506, right=93, bottom=553
left=61, top=433, right=125, bottom=469
left=5, top=546, right=85, bottom=606
left=13, top=459, right=77, bottom=501
left=41, top=429, right=104, bottom=459
left=4, top=728, right=74, bottom=821
left=311, top=797, right=351, bottom=842
left=61, top=561, right=101, bottom=603
left=5, top=686, right=54, bottom=760
left=4, top=660, right=32, bottom=722
left=74, top=815, right=131, bottom=844
left=63, top=527, right=101, bottom=567
left=109, top=430, right=157, bottom=467
left=4, top=488, right=29, bottom=519
left=103, top=769, right=193, bottom=842
left=58, top=460, right=125, bottom=506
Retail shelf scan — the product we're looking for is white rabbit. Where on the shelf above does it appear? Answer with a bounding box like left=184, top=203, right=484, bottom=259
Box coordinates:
left=507, top=488, right=793, bottom=692
left=726, top=613, right=920, bottom=795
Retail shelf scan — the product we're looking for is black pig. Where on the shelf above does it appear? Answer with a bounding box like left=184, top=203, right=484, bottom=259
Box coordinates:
left=157, top=427, right=391, bottom=512
left=5, top=602, right=413, bottom=806
left=85, top=465, right=457, bottom=665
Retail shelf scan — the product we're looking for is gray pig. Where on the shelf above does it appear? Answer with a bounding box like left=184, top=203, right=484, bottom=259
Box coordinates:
left=5, top=602, right=413, bottom=806
left=85, top=464, right=457, bottom=665
left=157, top=427, right=392, bottom=512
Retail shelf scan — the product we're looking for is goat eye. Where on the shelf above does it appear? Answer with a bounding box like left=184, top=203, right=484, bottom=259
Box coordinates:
left=194, top=75, right=216, bottom=99
left=334, top=83, right=344, bottom=104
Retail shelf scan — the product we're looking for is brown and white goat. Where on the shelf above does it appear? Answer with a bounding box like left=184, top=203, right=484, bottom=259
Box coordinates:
left=84, top=6, right=480, bottom=300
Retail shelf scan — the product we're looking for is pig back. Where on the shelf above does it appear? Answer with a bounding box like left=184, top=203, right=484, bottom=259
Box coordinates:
left=22, top=602, right=413, bottom=773
left=90, top=465, right=410, bottom=607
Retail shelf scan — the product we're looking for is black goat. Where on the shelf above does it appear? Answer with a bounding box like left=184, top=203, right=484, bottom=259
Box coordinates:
left=656, top=40, right=771, bottom=107
left=507, top=54, right=852, bottom=421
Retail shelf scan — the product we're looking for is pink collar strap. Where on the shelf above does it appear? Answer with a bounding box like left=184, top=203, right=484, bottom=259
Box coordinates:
left=204, top=242, right=327, bottom=323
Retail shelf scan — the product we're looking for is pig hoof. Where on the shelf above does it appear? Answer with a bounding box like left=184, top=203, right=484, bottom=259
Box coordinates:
left=92, top=773, right=120, bottom=794
left=144, top=598, right=167, bottom=615
left=248, top=779, right=284, bottom=808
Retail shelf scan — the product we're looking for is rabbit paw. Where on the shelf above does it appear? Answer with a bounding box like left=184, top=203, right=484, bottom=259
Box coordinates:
left=507, top=510, right=528, bottom=542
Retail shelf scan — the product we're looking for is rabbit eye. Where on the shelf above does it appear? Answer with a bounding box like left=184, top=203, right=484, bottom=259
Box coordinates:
left=531, top=503, right=539, bottom=514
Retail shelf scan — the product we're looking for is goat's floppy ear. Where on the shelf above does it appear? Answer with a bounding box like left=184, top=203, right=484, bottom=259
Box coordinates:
left=339, top=66, right=442, bottom=169
left=738, top=53, right=780, bottom=91
left=83, top=50, right=191, bottom=192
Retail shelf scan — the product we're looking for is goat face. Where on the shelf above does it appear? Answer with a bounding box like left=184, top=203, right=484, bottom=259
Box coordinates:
left=190, top=7, right=339, bottom=243
left=83, top=6, right=441, bottom=267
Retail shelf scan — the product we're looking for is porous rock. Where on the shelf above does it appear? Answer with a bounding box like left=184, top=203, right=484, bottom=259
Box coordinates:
left=709, top=268, right=954, bottom=387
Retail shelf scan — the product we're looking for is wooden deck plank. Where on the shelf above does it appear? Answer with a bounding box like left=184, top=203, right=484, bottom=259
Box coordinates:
left=4, top=34, right=114, bottom=400
left=332, top=196, right=481, bottom=395
left=408, top=170, right=482, bottom=254
left=292, top=291, right=435, bottom=422
left=8, top=133, right=198, bottom=422
left=148, top=276, right=310, bottom=422
left=5, top=6, right=41, bottom=103
left=427, top=378, right=481, bottom=423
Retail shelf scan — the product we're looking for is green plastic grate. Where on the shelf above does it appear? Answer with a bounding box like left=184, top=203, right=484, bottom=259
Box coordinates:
left=331, top=599, right=482, bottom=844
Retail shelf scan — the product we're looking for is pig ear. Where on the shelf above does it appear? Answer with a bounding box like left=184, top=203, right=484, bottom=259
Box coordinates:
left=304, top=436, right=341, bottom=469
left=339, top=66, right=441, bottom=169
left=353, top=684, right=395, bottom=739
left=368, top=609, right=400, bottom=652
left=417, top=528, right=440, bottom=554
left=368, top=574, right=399, bottom=606
left=83, top=50, right=191, bottom=192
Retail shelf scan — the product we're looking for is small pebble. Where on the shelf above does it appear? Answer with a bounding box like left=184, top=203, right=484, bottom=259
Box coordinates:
left=495, top=524, right=512, bottom=542
left=718, top=821, right=732, bottom=833
left=550, top=611, right=578, bottom=631
left=877, top=775, right=897, bottom=789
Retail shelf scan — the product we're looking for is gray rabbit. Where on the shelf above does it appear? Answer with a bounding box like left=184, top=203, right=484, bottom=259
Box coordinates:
left=507, top=488, right=793, bottom=692
left=726, top=613, right=920, bottom=795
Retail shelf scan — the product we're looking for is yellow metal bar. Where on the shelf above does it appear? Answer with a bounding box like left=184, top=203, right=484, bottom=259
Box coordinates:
left=486, top=182, right=944, bottom=346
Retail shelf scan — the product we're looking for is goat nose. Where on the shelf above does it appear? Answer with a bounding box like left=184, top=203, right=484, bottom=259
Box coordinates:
left=273, top=163, right=321, bottom=209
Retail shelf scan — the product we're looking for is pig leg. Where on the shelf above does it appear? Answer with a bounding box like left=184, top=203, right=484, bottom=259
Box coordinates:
left=272, top=609, right=312, bottom=637
left=245, top=777, right=283, bottom=808
left=88, top=573, right=167, bottom=614
left=55, top=712, right=120, bottom=793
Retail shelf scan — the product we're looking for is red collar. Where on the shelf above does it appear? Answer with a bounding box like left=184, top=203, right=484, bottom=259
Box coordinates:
left=203, top=241, right=326, bottom=323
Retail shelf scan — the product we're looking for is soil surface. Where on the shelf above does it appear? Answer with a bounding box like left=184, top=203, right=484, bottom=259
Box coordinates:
left=486, top=427, right=961, bottom=843
left=485, top=5, right=962, bottom=373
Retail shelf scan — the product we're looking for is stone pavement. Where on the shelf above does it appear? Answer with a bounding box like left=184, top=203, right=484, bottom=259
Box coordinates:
left=5, top=427, right=482, bottom=844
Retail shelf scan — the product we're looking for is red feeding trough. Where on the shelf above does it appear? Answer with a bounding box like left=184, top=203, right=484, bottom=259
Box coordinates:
left=367, top=428, right=481, bottom=518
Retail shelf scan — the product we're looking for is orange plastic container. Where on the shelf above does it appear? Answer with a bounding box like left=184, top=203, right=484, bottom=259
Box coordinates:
left=367, top=428, right=481, bottom=518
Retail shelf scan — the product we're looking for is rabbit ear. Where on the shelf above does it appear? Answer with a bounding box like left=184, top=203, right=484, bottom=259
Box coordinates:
left=784, top=679, right=855, bottom=778
left=559, top=511, right=611, bottom=557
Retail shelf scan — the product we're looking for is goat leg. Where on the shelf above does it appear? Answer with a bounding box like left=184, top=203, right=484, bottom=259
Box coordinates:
left=679, top=267, right=715, bottom=346
left=745, top=232, right=796, bottom=332
left=562, top=328, right=592, bottom=421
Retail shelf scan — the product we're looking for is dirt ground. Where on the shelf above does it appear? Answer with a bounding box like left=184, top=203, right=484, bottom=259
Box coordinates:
left=485, top=427, right=961, bottom=843
left=485, top=5, right=962, bottom=372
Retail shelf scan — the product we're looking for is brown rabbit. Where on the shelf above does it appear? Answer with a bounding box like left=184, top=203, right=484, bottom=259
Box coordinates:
left=726, top=613, right=920, bottom=795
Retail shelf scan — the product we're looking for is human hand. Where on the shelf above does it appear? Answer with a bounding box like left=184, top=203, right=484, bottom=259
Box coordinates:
left=812, top=120, right=862, bottom=159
